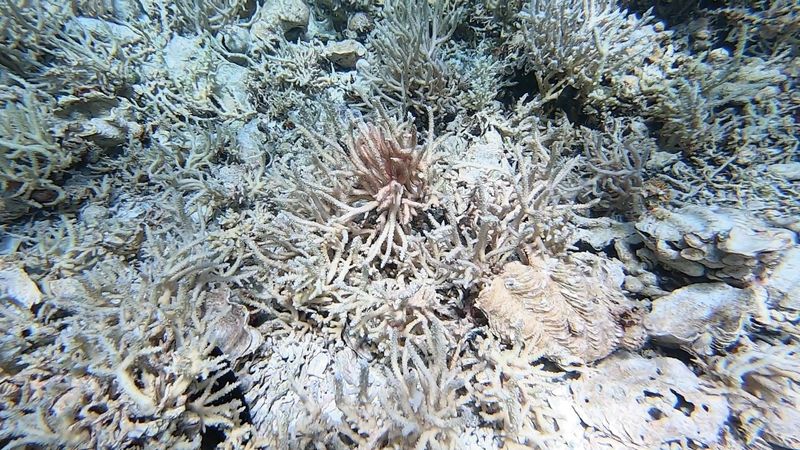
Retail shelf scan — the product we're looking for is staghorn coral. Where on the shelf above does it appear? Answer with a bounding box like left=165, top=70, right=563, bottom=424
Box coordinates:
left=330, top=276, right=466, bottom=355
left=0, top=0, right=798, bottom=447
left=242, top=315, right=468, bottom=449
left=0, top=1, right=141, bottom=88
left=511, top=0, right=660, bottom=105
left=242, top=331, right=343, bottom=447
left=0, top=86, right=78, bottom=221
left=458, top=333, right=586, bottom=449
left=333, top=316, right=467, bottom=449
left=578, top=117, right=656, bottom=215
left=0, top=233, right=250, bottom=448
left=364, top=0, right=464, bottom=116
left=687, top=0, right=800, bottom=58
left=424, top=124, right=594, bottom=290
left=476, top=253, right=645, bottom=366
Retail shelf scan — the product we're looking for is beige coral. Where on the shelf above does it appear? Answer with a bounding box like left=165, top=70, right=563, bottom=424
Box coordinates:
left=475, top=254, right=644, bottom=365
left=299, top=108, right=439, bottom=267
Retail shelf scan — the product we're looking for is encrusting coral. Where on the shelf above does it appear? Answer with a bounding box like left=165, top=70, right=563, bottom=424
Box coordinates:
left=571, top=353, right=731, bottom=449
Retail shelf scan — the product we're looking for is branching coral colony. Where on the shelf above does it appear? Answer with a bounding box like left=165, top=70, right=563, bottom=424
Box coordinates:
left=1, top=0, right=799, bottom=449
left=294, top=105, right=439, bottom=267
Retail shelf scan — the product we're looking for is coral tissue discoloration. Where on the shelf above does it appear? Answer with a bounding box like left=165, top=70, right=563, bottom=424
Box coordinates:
left=476, top=256, right=644, bottom=365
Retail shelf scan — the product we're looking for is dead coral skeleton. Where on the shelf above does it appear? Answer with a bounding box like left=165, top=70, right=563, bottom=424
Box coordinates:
left=334, top=316, right=467, bottom=449
left=708, top=338, right=800, bottom=449
left=571, top=353, right=730, bottom=449
left=458, top=333, right=584, bottom=449
left=425, top=126, right=594, bottom=290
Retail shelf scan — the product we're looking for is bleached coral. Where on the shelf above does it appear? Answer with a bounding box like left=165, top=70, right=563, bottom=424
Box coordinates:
left=427, top=125, right=593, bottom=289
left=578, top=117, right=655, bottom=215
left=242, top=331, right=342, bottom=446
left=293, top=106, right=440, bottom=267
left=1, top=0, right=798, bottom=448
left=512, top=0, right=659, bottom=104
left=0, top=87, right=77, bottom=220
left=709, top=338, right=800, bottom=449
left=0, top=237, right=249, bottom=447
left=363, top=0, right=464, bottom=116
left=458, top=334, right=585, bottom=449
left=635, top=205, right=796, bottom=281
left=334, top=317, right=467, bottom=449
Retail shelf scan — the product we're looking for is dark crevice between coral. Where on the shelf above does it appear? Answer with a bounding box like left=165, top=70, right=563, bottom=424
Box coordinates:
left=199, top=347, right=252, bottom=450
left=284, top=27, right=306, bottom=42
left=619, top=0, right=727, bottom=28
left=497, top=70, right=538, bottom=108
left=498, top=71, right=598, bottom=129
left=651, top=344, right=697, bottom=369
left=239, top=0, right=259, bottom=22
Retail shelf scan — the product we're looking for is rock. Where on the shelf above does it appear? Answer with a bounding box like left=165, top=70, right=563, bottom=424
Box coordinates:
left=65, top=17, right=141, bottom=45
left=164, top=34, right=206, bottom=78
left=0, top=262, right=42, bottom=309
left=251, top=0, right=310, bottom=41
left=765, top=246, right=800, bottom=312
left=645, top=283, right=757, bottom=355
left=237, top=119, right=268, bottom=168
left=214, top=63, right=252, bottom=114
left=220, top=25, right=251, bottom=53
left=710, top=339, right=800, bottom=449
left=718, top=224, right=795, bottom=256
left=645, top=150, right=679, bottom=170
left=767, top=162, right=800, bottom=181
left=347, top=12, right=371, bottom=35
left=323, top=39, right=367, bottom=69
